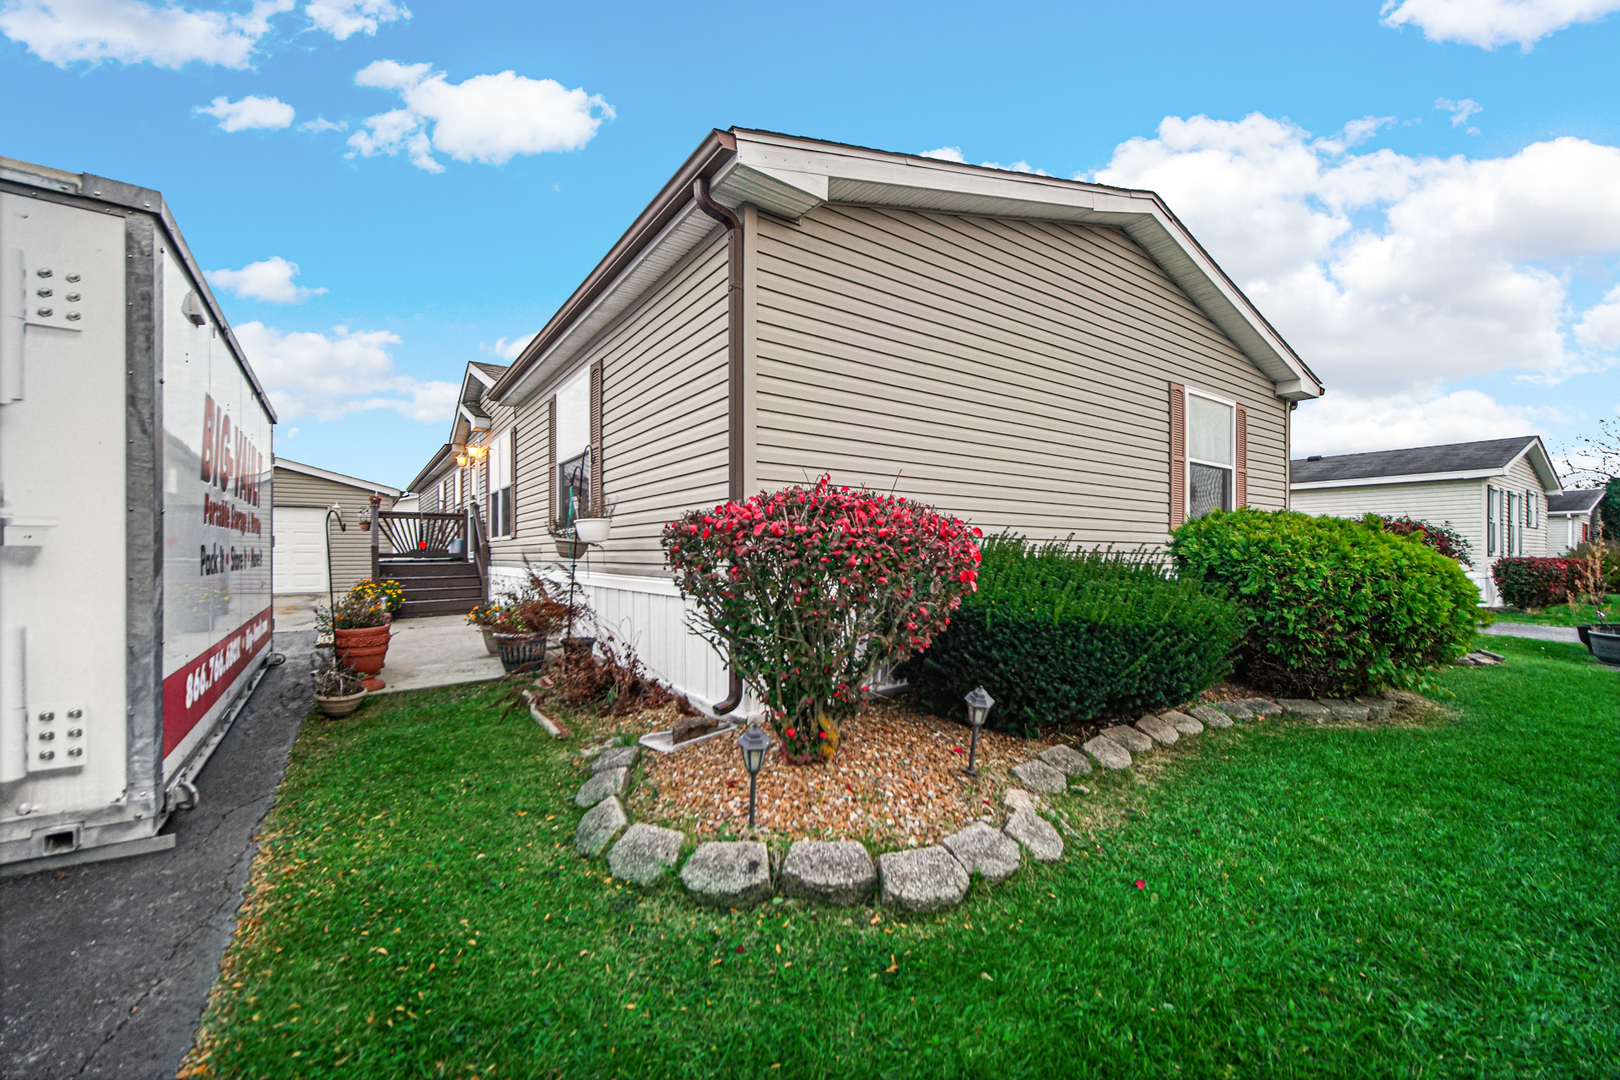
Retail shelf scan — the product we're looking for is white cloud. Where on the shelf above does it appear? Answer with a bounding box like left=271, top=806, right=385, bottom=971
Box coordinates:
left=1435, top=97, right=1483, bottom=131
left=301, top=116, right=347, bottom=132
left=206, top=256, right=324, bottom=302
left=346, top=59, right=614, bottom=172
left=1575, top=284, right=1620, bottom=350
left=0, top=0, right=292, bottom=69
left=920, top=146, right=966, bottom=162
left=306, top=0, right=406, bottom=39
left=1091, top=113, right=1620, bottom=399
left=981, top=159, right=1051, bottom=176
left=1293, top=389, right=1563, bottom=456
left=195, top=93, right=294, bottom=131
left=488, top=333, right=534, bottom=361
left=1381, top=0, right=1620, bottom=50
left=235, top=322, right=456, bottom=422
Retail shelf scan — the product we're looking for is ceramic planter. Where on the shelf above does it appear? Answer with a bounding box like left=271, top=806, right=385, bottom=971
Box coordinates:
left=573, top=517, right=611, bottom=544
left=314, top=690, right=367, bottom=718
left=493, top=632, right=547, bottom=673
left=334, top=623, right=391, bottom=690
left=1587, top=629, right=1620, bottom=665
left=480, top=625, right=500, bottom=655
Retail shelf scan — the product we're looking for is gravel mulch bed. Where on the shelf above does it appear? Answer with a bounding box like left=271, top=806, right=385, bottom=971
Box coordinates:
left=633, top=699, right=1071, bottom=849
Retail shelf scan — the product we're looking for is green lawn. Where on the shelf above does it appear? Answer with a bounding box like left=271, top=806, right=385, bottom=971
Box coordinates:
left=1490, top=593, right=1618, bottom=626
left=186, top=636, right=1619, bottom=1079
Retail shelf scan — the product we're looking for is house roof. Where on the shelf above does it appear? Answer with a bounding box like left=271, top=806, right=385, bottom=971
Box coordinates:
left=470, top=361, right=508, bottom=384
left=1290, top=436, right=1562, bottom=493
left=1548, top=488, right=1605, bottom=514
left=406, top=443, right=455, bottom=494
left=274, top=456, right=402, bottom=497
left=492, top=127, right=1324, bottom=406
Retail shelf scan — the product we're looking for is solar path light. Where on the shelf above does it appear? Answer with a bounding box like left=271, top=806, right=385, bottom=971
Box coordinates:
left=738, top=724, right=771, bottom=827
left=963, top=686, right=994, bottom=777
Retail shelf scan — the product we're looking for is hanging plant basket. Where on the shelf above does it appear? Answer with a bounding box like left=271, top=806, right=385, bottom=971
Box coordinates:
left=554, top=538, right=589, bottom=560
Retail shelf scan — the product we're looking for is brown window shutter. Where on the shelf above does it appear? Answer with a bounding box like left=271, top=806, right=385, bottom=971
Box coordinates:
left=1169, top=382, right=1186, bottom=530
left=589, top=361, right=604, bottom=514
left=508, top=426, right=518, bottom=536
left=1235, top=405, right=1248, bottom=508
left=546, top=396, right=557, bottom=524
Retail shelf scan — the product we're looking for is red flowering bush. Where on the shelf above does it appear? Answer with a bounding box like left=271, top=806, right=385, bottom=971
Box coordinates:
left=1492, top=557, right=1583, bottom=610
left=1361, top=514, right=1474, bottom=567
left=663, top=476, right=981, bottom=762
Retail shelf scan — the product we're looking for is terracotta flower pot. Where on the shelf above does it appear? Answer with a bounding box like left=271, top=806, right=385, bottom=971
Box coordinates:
left=334, top=624, right=391, bottom=690
left=554, top=538, right=590, bottom=560
left=314, top=690, right=367, bottom=718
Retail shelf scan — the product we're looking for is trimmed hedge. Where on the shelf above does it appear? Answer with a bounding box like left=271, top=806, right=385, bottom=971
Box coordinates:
left=900, top=537, right=1243, bottom=735
left=1171, top=509, right=1478, bottom=696
left=1492, top=557, right=1582, bottom=610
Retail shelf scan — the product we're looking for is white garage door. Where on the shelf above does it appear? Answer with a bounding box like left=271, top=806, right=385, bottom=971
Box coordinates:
left=273, top=507, right=330, bottom=595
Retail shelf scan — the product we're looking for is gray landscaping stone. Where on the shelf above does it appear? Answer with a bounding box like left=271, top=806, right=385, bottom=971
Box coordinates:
left=607, top=824, right=684, bottom=885
left=942, top=822, right=1021, bottom=883
left=878, top=846, right=970, bottom=912
left=1320, top=699, right=1371, bottom=722
left=681, top=841, right=773, bottom=908
left=1038, top=744, right=1092, bottom=775
left=1101, top=725, right=1154, bottom=753
left=1083, top=735, right=1132, bottom=770
left=1003, top=788, right=1045, bottom=813
left=1363, top=695, right=1396, bottom=719
left=575, top=766, right=630, bottom=808
left=1233, top=698, right=1282, bottom=717
left=1216, top=700, right=1255, bottom=721
left=1134, top=714, right=1179, bottom=746
left=780, top=841, right=875, bottom=906
left=574, top=797, right=629, bottom=857
left=1011, top=758, right=1068, bottom=793
left=1190, top=705, right=1234, bottom=729
left=1159, top=710, right=1203, bottom=736
left=592, top=745, right=641, bottom=773
left=1003, top=809, right=1064, bottom=863
left=1277, top=698, right=1333, bottom=721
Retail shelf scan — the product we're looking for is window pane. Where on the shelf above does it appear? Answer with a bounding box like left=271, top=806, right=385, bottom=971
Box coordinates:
left=1187, top=395, right=1232, bottom=465
left=554, top=367, right=591, bottom=462
left=558, top=450, right=590, bottom=525
left=1189, top=463, right=1231, bottom=518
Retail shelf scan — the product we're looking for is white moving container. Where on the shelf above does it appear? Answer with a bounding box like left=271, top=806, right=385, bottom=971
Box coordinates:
left=0, top=157, right=276, bottom=871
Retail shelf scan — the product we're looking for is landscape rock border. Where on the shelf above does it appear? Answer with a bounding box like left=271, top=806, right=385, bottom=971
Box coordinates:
left=572, top=691, right=1417, bottom=913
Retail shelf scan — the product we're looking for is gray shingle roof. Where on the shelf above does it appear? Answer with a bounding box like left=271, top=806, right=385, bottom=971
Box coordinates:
left=1291, top=436, right=1540, bottom=484
left=1547, top=489, right=1605, bottom=514
left=470, top=361, right=510, bottom=379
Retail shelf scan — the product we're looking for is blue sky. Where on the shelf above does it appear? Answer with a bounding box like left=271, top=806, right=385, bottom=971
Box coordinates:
left=3, top=0, right=1619, bottom=488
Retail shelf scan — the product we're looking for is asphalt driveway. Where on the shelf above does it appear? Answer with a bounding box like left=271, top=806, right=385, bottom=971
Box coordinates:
left=0, top=630, right=314, bottom=1080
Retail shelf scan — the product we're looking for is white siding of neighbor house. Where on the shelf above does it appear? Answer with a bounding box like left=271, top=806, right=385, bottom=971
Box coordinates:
left=750, top=205, right=1291, bottom=546
left=1291, top=479, right=1486, bottom=561
left=1495, top=454, right=1551, bottom=559
left=272, top=468, right=396, bottom=593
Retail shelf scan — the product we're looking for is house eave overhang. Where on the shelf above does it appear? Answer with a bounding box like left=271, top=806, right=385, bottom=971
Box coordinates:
left=491, top=128, right=1324, bottom=407
left=1291, top=469, right=1507, bottom=491
left=273, top=456, right=402, bottom=498
left=406, top=443, right=455, bottom=494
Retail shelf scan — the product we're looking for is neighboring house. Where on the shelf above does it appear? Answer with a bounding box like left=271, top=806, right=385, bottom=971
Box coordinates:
left=1290, top=436, right=1562, bottom=605
left=272, top=458, right=400, bottom=595
left=1547, top=488, right=1605, bottom=555
left=405, top=127, right=1324, bottom=706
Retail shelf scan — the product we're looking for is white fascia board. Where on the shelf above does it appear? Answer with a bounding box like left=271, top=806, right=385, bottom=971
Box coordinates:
left=499, top=195, right=723, bottom=406
left=273, top=457, right=402, bottom=497
left=1513, top=440, right=1562, bottom=493
left=1291, top=471, right=1501, bottom=491
left=458, top=403, right=491, bottom=429
left=723, top=131, right=1321, bottom=401
left=468, top=365, right=498, bottom=389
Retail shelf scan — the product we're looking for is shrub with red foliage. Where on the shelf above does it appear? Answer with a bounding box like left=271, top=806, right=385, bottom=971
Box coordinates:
left=1491, top=557, right=1582, bottom=610
left=1363, top=514, right=1474, bottom=567
left=663, top=476, right=981, bottom=762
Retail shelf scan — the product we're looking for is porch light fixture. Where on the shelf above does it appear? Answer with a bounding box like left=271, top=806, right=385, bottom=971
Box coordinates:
left=963, top=686, right=994, bottom=777
left=738, top=724, right=770, bottom=828
left=455, top=453, right=468, bottom=467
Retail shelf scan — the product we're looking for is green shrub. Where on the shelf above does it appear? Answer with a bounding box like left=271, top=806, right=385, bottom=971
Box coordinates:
left=1492, top=557, right=1582, bottom=610
left=900, top=536, right=1243, bottom=735
left=1170, top=509, right=1478, bottom=696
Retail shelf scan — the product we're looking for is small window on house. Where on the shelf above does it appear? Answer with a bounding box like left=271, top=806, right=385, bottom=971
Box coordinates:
left=554, top=366, right=593, bottom=525
left=1186, top=393, right=1234, bottom=519
left=558, top=449, right=590, bottom=527
left=487, top=429, right=514, bottom=538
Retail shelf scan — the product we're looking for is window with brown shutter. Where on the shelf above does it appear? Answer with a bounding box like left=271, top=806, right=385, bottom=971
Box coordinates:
left=1169, top=382, right=1186, bottom=530
left=1235, top=405, right=1248, bottom=508
left=546, top=396, right=557, bottom=524
left=589, top=360, right=604, bottom=514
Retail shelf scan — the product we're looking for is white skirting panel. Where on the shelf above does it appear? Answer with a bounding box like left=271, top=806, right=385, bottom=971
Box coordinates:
left=488, top=564, right=747, bottom=714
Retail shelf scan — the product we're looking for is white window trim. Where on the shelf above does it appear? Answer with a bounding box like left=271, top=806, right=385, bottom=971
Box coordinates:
left=1184, top=385, right=1238, bottom=516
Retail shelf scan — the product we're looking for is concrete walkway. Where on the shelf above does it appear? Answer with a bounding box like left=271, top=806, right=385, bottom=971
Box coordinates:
left=0, top=630, right=314, bottom=1080
left=273, top=593, right=506, bottom=693
left=1481, top=622, right=1582, bottom=644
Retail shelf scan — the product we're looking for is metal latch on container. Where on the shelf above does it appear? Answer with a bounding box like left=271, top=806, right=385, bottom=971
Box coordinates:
left=25, top=704, right=87, bottom=773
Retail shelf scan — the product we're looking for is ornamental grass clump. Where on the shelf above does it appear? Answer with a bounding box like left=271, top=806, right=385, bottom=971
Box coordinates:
left=663, top=476, right=981, bottom=762
left=1172, top=508, right=1478, bottom=696
left=901, top=536, right=1243, bottom=735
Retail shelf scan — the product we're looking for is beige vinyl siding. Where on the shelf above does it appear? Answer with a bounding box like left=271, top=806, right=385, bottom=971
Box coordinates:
left=1292, top=479, right=1486, bottom=562
left=271, top=467, right=396, bottom=593
left=493, top=230, right=730, bottom=578
left=751, top=205, right=1289, bottom=546
left=1497, top=455, right=1551, bottom=558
